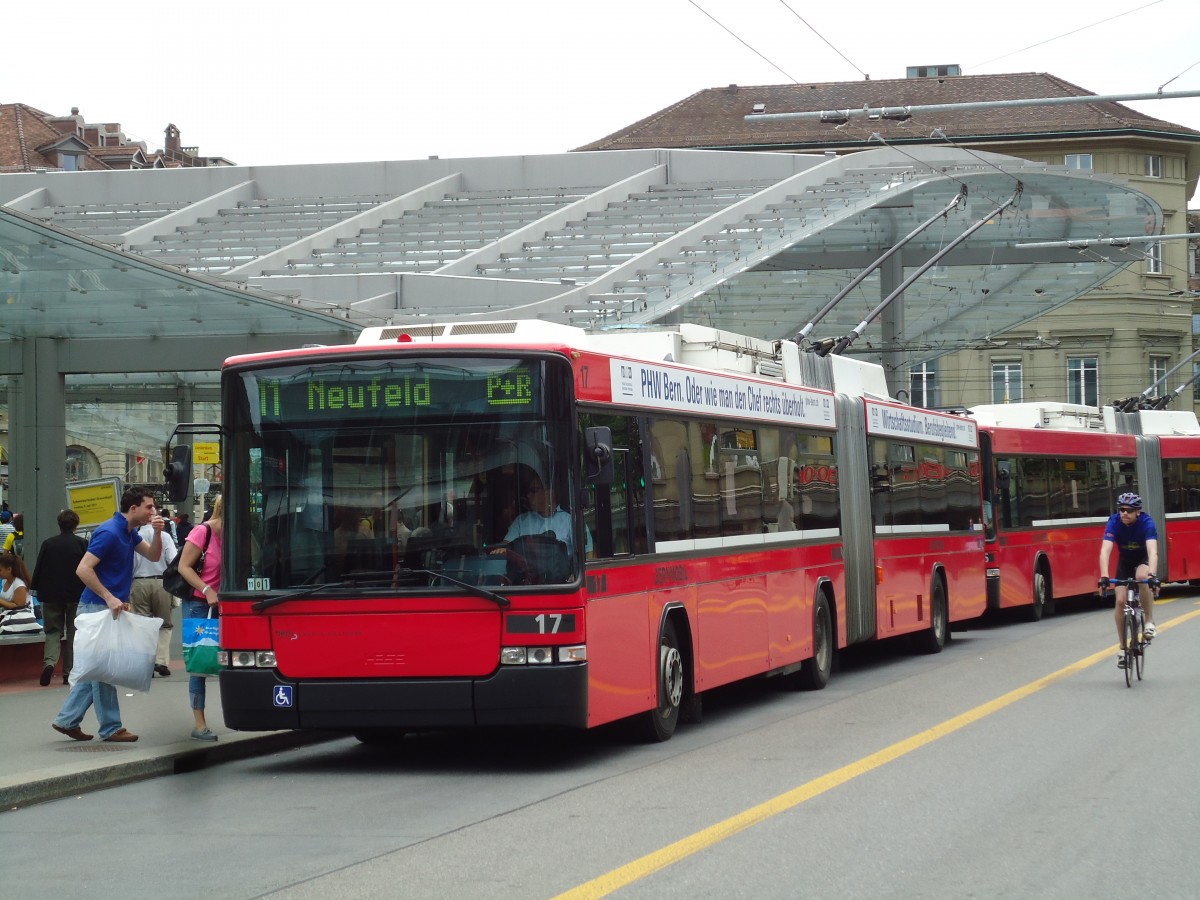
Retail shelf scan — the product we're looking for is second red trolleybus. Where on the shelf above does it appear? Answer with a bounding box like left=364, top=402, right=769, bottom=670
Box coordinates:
left=971, top=402, right=1200, bottom=619
left=168, top=321, right=985, bottom=742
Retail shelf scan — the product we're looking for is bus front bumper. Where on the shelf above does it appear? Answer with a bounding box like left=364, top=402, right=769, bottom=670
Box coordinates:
left=218, top=663, right=588, bottom=732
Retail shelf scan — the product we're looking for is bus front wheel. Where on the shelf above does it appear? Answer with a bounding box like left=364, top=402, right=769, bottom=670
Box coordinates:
left=1028, top=563, right=1053, bottom=621
left=638, top=619, right=684, bottom=742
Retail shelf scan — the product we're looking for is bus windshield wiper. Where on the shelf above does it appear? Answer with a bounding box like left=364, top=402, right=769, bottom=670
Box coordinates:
left=397, top=568, right=511, bottom=608
left=250, top=581, right=355, bottom=612
left=253, top=572, right=511, bottom=611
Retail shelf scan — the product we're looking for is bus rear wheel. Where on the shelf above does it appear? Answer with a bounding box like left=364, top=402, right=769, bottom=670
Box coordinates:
left=638, top=619, right=684, bottom=742
left=913, top=578, right=948, bottom=654
left=796, top=594, right=833, bottom=690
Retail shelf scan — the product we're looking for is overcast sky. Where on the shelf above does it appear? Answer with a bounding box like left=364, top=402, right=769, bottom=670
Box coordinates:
left=6, top=0, right=1199, bottom=179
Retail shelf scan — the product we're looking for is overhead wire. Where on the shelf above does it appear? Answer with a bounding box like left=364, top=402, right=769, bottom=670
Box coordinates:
left=775, top=1, right=866, bottom=79
left=685, top=0, right=800, bottom=83
left=1159, top=57, right=1200, bottom=92
left=965, top=0, right=1166, bottom=71
left=683, top=0, right=1194, bottom=394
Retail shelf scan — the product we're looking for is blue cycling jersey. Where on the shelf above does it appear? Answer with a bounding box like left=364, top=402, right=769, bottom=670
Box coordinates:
left=1103, top=511, right=1158, bottom=563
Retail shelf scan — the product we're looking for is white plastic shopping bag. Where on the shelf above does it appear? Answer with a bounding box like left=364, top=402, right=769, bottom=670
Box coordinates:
left=69, top=609, right=162, bottom=693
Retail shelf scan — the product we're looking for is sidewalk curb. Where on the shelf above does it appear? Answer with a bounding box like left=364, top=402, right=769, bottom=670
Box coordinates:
left=0, top=730, right=339, bottom=811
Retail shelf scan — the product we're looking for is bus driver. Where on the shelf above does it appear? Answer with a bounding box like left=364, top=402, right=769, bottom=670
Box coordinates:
left=491, top=465, right=593, bottom=561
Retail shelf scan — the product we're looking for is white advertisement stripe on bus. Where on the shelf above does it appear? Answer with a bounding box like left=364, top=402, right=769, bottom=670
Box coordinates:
left=610, top=359, right=835, bottom=429
left=874, top=523, right=953, bottom=535
left=656, top=528, right=841, bottom=553
left=864, top=400, right=977, bottom=448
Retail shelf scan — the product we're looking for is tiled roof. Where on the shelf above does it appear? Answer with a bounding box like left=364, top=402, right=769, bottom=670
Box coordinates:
left=0, top=103, right=112, bottom=171
left=576, top=72, right=1200, bottom=151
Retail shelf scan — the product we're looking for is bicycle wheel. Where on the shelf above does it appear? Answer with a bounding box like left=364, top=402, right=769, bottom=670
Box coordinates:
left=1135, top=612, right=1145, bottom=681
left=1123, top=609, right=1134, bottom=688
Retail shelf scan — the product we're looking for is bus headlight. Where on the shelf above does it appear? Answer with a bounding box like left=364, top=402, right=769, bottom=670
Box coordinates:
left=222, top=650, right=277, bottom=668
left=500, top=645, right=586, bottom=665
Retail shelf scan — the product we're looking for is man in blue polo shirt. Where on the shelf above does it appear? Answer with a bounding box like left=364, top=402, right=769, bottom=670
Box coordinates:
left=51, top=488, right=164, bottom=742
left=1099, top=491, right=1159, bottom=669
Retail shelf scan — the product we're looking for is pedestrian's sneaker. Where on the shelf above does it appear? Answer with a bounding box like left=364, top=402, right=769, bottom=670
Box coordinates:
left=1144, top=622, right=1156, bottom=639
left=1116, top=654, right=1127, bottom=669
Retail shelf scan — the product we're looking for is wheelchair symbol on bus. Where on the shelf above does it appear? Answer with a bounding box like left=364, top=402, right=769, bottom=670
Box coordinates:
left=273, top=685, right=294, bottom=708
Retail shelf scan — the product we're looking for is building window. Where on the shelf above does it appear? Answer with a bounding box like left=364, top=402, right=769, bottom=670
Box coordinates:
left=909, top=361, right=938, bottom=408
left=1145, top=155, right=1163, bottom=178
left=1150, top=356, right=1170, bottom=396
left=992, top=362, right=1023, bottom=403
left=58, top=152, right=80, bottom=172
left=1064, top=153, right=1093, bottom=170
left=1146, top=241, right=1163, bottom=274
left=1068, top=357, right=1099, bottom=406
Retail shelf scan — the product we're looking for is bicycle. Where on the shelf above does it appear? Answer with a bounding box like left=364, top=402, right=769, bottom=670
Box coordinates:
left=1099, top=577, right=1156, bottom=687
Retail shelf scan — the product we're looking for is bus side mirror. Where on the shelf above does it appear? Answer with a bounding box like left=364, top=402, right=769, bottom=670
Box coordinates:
left=165, top=445, right=192, bottom=502
left=585, top=426, right=614, bottom=485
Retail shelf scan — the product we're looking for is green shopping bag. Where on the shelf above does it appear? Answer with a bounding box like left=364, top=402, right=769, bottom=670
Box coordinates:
left=182, top=609, right=221, bottom=677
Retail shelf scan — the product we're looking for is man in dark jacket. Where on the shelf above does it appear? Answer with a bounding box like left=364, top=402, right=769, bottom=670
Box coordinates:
left=176, top=513, right=194, bottom=542
left=30, top=509, right=89, bottom=686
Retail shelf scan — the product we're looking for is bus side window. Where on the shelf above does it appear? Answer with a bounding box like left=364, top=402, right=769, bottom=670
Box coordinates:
left=1019, top=457, right=1051, bottom=525
left=995, top=459, right=1016, bottom=528
left=588, top=449, right=631, bottom=557
left=870, top=439, right=892, bottom=529
left=580, top=414, right=648, bottom=558
left=647, top=418, right=690, bottom=542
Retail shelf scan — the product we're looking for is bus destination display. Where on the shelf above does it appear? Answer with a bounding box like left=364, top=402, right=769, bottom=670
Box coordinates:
left=253, top=360, right=541, bottom=424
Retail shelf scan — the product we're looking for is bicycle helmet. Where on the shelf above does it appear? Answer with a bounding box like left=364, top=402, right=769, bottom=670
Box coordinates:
left=1116, top=492, right=1142, bottom=510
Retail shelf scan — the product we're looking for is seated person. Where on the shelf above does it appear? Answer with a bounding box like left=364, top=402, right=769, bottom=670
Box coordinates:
left=494, top=466, right=593, bottom=558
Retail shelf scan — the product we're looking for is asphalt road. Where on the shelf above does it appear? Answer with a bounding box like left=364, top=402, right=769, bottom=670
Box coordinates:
left=6, top=590, right=1200, bottom=900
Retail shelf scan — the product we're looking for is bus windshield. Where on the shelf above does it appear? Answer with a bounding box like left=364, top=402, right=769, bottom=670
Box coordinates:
left=225, top=354, right=579, bottom=593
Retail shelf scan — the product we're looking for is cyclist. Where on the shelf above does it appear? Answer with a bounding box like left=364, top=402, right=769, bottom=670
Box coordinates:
left=1098, top=492, right=1159, bottom=668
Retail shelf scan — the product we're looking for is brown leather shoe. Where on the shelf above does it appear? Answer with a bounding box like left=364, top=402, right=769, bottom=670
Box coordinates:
left=103, top=728, right=139, bottom=743
left=52, top=723, right=94, bottom=741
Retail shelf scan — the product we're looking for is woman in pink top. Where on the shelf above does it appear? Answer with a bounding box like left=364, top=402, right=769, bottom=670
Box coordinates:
left=177, top=495, right=223, bottom=741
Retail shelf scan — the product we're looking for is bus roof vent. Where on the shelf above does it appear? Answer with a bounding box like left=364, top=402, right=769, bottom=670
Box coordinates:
left=449, top=321, right=520, bottom=336
left=359, top=320, right=589, bottom=345
left=370, top=325, right=446, bottom=341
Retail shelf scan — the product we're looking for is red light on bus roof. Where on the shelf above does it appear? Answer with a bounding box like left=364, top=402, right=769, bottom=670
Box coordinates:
left=397, top=333, right=413, bottom=342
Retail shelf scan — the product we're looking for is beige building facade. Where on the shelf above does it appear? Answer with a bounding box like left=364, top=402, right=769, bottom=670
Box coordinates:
left=578, top=71, right=1200, bottom=411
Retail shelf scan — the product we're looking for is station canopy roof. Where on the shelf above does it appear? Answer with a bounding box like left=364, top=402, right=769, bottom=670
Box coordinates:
left=0, top=146, right=1159, bottom=363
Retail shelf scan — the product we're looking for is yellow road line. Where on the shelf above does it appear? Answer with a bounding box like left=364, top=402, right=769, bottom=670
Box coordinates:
left=554, top=608, right=1200, bottom=900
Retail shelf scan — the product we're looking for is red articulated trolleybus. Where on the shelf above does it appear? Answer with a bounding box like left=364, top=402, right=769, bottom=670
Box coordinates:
left=166, top=321, right=986, bottom=743
left=971, top=402, right=1200, bottom=620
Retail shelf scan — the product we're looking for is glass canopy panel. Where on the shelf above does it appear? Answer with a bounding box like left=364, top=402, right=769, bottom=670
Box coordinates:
left=649, top=171, right=1159, bottom=361
left=0, top=209, right=359, bottom=341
